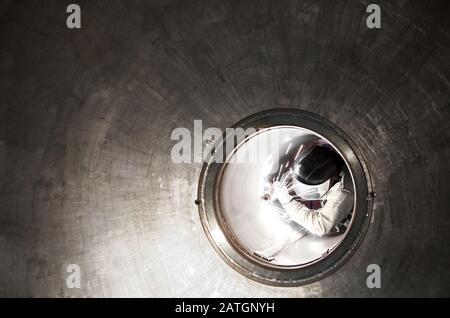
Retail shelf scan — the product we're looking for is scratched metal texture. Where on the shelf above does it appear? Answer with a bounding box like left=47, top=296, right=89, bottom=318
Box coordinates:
left=0, top=0, right=449, bottom=297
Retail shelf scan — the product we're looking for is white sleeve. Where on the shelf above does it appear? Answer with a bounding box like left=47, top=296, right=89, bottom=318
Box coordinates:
left=281, top=184, right=354, bottom=236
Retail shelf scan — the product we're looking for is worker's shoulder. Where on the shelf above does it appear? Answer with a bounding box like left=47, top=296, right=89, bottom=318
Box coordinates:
left=329, top=181, right=354, bottom=199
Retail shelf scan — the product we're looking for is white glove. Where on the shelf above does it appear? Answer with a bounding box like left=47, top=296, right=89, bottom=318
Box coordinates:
left=272, top=181, right=293, bottom=204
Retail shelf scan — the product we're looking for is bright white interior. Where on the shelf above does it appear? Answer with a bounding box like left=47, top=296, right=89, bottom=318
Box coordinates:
left=219, top=126, right=353, bottom=266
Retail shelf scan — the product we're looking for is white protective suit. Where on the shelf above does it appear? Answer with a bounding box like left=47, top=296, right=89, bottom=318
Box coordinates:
left=273, top=179, right=354, bottom=236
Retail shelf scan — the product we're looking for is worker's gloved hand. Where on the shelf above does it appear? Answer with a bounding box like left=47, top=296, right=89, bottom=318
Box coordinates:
left=272, top=181, right=293, bottom=204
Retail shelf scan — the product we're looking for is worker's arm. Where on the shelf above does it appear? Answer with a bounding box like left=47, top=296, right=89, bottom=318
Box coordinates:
left=275, top=182, right=354, bottom=236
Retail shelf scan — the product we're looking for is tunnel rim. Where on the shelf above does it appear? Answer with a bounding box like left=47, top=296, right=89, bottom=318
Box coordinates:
left=197, top=108, right=373, bottom=287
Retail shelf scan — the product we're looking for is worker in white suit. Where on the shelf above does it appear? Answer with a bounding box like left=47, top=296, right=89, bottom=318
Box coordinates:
left=272, top=144, right=354, bottom=236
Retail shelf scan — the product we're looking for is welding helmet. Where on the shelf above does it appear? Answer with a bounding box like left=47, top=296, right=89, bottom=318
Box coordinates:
left=292, top=144, right=344, bottom=200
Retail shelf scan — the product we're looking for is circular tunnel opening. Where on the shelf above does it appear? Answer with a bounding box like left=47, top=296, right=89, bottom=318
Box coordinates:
left=219, top=126, right=354, bottom=267
left=198, top=109, right=373, bottom=286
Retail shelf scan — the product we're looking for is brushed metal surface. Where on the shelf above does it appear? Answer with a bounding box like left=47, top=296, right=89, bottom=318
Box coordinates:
left=0, top=0, right=449, bottom=297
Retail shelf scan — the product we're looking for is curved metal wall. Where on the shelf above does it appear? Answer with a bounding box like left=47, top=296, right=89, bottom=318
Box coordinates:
left=0, top=0, right=449, bottom=297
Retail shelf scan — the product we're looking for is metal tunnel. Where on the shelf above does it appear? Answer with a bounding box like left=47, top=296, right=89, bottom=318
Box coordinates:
left=0, top=0, right=449, bottom=297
